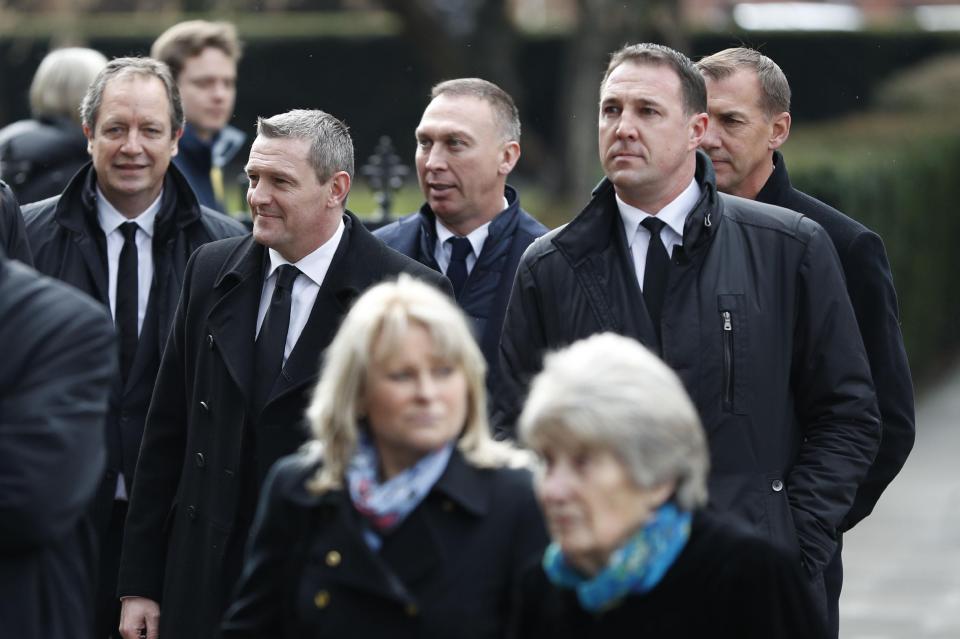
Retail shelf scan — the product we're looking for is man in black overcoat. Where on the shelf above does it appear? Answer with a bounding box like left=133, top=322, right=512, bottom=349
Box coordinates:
left=22, top=57, right=247, bottom=638
left=0, top=245, right=116, bottom=639
left=374, top=78, right=547, bottom=389
left=495, top=43, right=880, bottom=628
left=697, top=47, right=915, bottom=637
left=117, top=109, right=450, bottom=639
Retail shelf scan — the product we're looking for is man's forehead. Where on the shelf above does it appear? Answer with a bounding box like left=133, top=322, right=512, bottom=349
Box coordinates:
left=418, top=94, right=495, bottom=135
left=602, top=60, right=682, bottom=99
left=246, top=136, right=309, bottom=171
left=705, top=70, right=764, bottom=110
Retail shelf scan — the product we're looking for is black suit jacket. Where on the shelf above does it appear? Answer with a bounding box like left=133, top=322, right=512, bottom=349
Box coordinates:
left=221, top=448, right=547, bottom=639
left=118, top=213, right=451, bottom=639
left=756, top=151, right=915, bottom=529
left=0, top=250, right=116, bottom=639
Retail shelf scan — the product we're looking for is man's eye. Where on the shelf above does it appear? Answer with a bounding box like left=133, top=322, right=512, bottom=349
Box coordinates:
left=603, top=105, right=621, bottom=116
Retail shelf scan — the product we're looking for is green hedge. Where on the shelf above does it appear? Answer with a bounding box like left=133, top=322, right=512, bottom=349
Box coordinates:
left=787, top=127, right=960, bottom=382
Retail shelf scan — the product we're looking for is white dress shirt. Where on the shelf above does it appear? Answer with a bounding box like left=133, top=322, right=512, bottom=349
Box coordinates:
left=256, top=218, right=345, bottom=364
left=97, top=188, right=162, bottom=500
left=432, top=196, right=508, bottom=275
left=97, top=188, right=161, bottom=334
left=617, top=179, right=701, bottom=291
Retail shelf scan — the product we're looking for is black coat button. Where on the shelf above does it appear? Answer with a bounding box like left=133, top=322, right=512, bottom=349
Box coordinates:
left=199, top=400, right=210, bottom=414
left=195, top=453, right=206, bottom=468
left=187, top=505, right=198, bottom=520
left=207, top=334, right=215, bottom=350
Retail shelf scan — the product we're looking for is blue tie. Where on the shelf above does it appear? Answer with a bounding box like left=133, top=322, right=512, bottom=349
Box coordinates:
left=446, top=236, right=472, bottom=297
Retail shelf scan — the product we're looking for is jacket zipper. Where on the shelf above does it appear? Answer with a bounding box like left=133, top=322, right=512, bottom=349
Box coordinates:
left=722, top=310, right=733, bottom=411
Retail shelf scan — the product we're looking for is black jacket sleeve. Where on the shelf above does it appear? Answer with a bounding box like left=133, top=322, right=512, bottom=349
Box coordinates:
left=841, top=231, right=915, bottom=529
left=788, top=223, right=881, bottom=573
left=0, top=259, right=114, bottom=550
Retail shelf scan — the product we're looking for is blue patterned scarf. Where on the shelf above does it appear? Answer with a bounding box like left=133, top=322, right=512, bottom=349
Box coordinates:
left=542, top=502, right=692, bottom=613
left=346, top=434, right=454, bottom=550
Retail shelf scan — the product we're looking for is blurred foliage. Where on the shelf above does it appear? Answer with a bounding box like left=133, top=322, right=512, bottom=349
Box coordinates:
left=786, top=96, right=960, bottom=383
left=872, top=52, right=960, bottom=115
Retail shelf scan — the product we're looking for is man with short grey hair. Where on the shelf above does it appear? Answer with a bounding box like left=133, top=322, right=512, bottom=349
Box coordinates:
left=22, top=55, right=246, bottom=639
left=496, top=42, right=881, bottom=627
left=697, top=46, right=915, bottom=637
left=375, top=78, right=546, bottom=389
left=117, top=108, right=449, bottom=639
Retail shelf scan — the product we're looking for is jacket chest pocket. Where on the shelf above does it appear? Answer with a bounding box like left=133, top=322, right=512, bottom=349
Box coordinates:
left=717, top=294, right=749, bottom=415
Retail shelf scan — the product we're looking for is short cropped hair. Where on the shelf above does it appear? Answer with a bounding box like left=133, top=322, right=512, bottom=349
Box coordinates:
left=431, top=77, right=521, bottom=142
left=519, top=333, right=709, bottom=511
left=305, top=275, right=528, bottom=492
left=150, top=20, right=242, bottom=81
left=30, top=48, right=107, bottom=125
left=696, top=47, right=791, bottom=117
left=80, top=57, right=184, bottom=136
left=256, top=109, right=355, bottom=183
left=601, top=43, right=707, bottom=115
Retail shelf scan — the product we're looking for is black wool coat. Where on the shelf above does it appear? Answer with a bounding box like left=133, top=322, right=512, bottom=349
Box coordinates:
left=374, top=185, right=548, bottom=387
left=510, top=510, right=827, bottom=639
left=495, top=153, right=880, bottom=576
left=22, top=162, right=246, bottom=545
left=0, top=250, right=116, bottom=639
left=756, top=151, right=915, bottom=530
left=117, top=215, right=452, bottom=639
left=221, top=448, right=548, bottom=639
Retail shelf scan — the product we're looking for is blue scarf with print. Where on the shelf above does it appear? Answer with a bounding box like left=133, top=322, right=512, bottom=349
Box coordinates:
left=346, top=434, right=453, bottom=550
left=542, top=502, right=692, bottom=613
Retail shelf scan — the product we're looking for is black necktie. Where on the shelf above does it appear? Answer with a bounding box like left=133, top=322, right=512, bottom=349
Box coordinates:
left=641, top=217, right=670, bottom=341
left=254, top=264, right=300, bottom=413
left=446, top=236, right=472, bottom=297
left=116, top=222, right=139, bottom=381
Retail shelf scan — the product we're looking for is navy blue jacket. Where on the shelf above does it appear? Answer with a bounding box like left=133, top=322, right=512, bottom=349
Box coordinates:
left=374, top=185, right=547, bottom=385
left=757, top=151, right=914, bottom=530
left=173, top=123, right=247, bottom=213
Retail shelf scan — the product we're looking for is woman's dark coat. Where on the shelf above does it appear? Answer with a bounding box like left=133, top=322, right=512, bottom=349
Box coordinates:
left=220, top=449, right=548, bottom=639
left=510, top=510, right=827, bottom=639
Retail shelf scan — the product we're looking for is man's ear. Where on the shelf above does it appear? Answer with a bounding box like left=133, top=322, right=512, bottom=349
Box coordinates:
left=769, top=111, right=791, bottom=150
left=328, top=171, right=352, bottom=208
left=498, top=140, right=521, bottom=176
left=171, top=127, right=184, bottom=158
left=83, top=124, right=94, bottom=155
left=688, top=112, right=708, bottom=150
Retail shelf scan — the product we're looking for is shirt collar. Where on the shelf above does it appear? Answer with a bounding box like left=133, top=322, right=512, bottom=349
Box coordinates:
left=96, top=186, right=162, bottom=238
left=617, top=178, right=700, bottom=248
left=265, top=216, right=346, bottom=286
left=434, top=200, right=503, bottom=257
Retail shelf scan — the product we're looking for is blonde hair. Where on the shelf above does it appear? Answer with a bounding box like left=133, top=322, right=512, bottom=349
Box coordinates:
left=305, top=275, right=528, bottom=492
left=29, top=48, right=107, bottom=125
left=519, top=333, right=709, bottom=510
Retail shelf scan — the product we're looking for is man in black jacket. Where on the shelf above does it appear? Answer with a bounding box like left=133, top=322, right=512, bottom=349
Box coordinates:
left=495, top=43, right=880, bottom=624
left=375, top=78, right=547, bottom=388
left=697, top=47, right=915, bottom=637
left=0, top=246, right=116, bottom=639
left=23, top=57, right=246, bottom=639
left=117, top=109, right=450, bottom=639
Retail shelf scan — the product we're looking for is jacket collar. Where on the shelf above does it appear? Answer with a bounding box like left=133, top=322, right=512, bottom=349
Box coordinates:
left=554, top=150, right=720, bottom=265
left=53, top=161, right=203, bottom=239
left=416, top=184, right=523, bottom=250
left=755, top=150, right=791, bottom=206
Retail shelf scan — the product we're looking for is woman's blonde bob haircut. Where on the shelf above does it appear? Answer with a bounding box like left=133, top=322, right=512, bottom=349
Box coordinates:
left=305, top=275, right=527, bottom=492
left=519, top=333, right=709, bottom=511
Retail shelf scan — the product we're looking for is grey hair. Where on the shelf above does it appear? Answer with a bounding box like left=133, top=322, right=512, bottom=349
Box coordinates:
left=696, top=47, right=791, bottom=117
left=256, top=109, right=355, bottom=183
left=30, top=48, right=108, bottom=125
left=305, top=274, right=529, bottom=493
left=80, top=57, right=184, bottom=136
left=601, top=43, right=707, bottom=116
left=519, top=333, right=709, bottom=511
left=430, top=77, right=521, bottom=142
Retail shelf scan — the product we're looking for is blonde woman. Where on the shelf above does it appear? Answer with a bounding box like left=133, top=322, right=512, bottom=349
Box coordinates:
left=222, top=275, right=546, bottom=638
